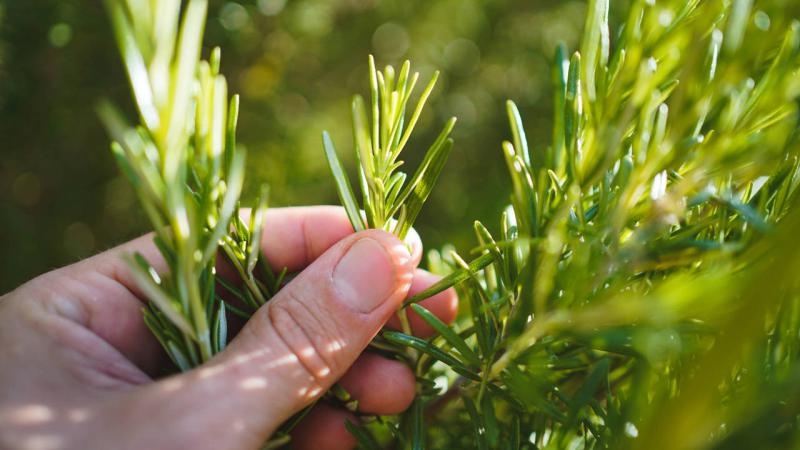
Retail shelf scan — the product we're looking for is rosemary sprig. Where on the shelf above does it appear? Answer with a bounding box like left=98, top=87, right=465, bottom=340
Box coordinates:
left=100, top=0, right=275, bottom=368
left=323, top=55, right=457, bottom=240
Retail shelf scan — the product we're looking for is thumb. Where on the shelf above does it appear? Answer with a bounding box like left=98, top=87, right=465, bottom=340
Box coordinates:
left=125, top=230, right=415, bottom=448
left=218, top=229, right=416, bottom=413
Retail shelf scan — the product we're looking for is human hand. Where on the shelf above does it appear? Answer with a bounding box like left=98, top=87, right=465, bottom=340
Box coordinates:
left=0, top=206, right=457, bottom=450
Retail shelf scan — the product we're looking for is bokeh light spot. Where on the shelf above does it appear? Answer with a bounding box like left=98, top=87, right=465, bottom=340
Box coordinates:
left=220, top=2, right=250, bottom=31
left=48, top=23, right=72, bottom=48
left=443, top=39, right=480, bottom=76
left=12, top=173, right=42, bottom=207
left=372, top=22, right=410, bottom=61
left=754, top=10, right=771, bottom=31
left=258, top=0, right=286, bottom=16
left=63, top=222, right=95, bottom=259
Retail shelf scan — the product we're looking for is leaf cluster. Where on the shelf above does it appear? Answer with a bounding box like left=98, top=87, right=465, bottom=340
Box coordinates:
left=323, top=55, right=456, bottom=240
left=343, top=1, right=800, bottom=449
left=100, top=0, right=278, bottom=368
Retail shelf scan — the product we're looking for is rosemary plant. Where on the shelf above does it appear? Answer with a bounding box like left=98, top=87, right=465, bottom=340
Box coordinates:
left=338, top=1, right=800, bottom=449
left=99, top=0, right=800, bottom=448
left=99, top=0, right=277, bottom=370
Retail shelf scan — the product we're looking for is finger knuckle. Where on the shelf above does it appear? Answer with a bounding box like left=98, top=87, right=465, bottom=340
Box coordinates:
left=266, top=293, right=347, bottom=391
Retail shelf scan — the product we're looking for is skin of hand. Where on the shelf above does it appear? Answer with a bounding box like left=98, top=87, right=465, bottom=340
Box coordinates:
left=0, top=206, right=458, bottom=450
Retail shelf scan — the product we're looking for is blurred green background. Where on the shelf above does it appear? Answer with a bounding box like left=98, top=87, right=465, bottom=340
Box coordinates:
left=0, top=0, right=593, bottom=292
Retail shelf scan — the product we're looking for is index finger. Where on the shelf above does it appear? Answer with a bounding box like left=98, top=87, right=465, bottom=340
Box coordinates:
left=91, top=206, right=421, bottom=297
left=257, top=206, right=422, bottom=272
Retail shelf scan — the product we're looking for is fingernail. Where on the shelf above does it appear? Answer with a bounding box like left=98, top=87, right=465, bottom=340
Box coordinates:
left=333, top=238, right=396, bottom=313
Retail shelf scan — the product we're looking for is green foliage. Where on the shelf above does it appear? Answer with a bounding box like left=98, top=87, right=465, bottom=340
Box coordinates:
left=98, top=0, right=800, bottom=448
left=322, top=56, right=456, bottom=240
left=99, top=0, right=278, bottom=367
left=345, top=1, right=800, bottom=449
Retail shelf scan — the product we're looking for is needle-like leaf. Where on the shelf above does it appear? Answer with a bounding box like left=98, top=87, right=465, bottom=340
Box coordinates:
left=323, top=131, right=366, bottom=232
left=411, top=303, right=481, bottom=367
left=404, top=252, right=495, bottom=306
left=383, top=331, right=480, bottom=381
